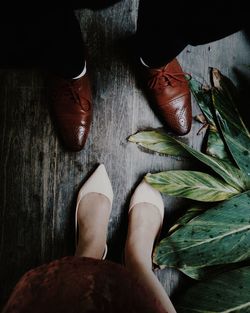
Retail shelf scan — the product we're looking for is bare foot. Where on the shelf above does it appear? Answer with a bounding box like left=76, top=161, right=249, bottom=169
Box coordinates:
left=125, top=202, right=162, bottom=270
left=75, top=192, right=111, bottom=259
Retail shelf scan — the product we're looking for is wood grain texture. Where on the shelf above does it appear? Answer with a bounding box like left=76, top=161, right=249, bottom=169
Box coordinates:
left=0, top=0, right=250, bottom=309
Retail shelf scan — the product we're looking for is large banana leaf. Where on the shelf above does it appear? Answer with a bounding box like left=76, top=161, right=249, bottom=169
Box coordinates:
left=176, top=266, right=250, bottom=312
left=128, top=130, right=189, bottom=157
left=153, top=191, right=250, bottom=279
left=130, top=130, right=246, bottom=191
left=146, top=171, right=239, bottom=202
left=211, top=69, right=250, bottom=182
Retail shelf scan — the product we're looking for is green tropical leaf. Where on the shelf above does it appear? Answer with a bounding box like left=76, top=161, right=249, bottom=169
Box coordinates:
left=190, top=78, right=230, bottom=162
left=128, top=130, right=189, bottom=157
left=181, top=261, right=250, bottom=281
left=168, top=206, right=208, bottom=234
left=129, top=130, right=245, bottom=191
left=206, top=127, right=230, bottom=161
left=189, top=78, right=215, bottom=125
left=212, top=88, right=250, bottom=178
left=153, top=191, right=250, bottom=279
left=176, top=266, right=250, bottom=312
left=212, top=69, right=248, bottom=136
left=177, top=139, right=246, bottom=191
left=211, top=69, right=250, bottom=181
left=146, top=171, right=239, bottom=202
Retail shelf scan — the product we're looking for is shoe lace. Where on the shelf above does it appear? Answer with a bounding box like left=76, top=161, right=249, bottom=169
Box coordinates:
left=53, top=80, right=91, bottom=112
left=148, top=66, right=191, bottom=91
left=68, top=82, right=91, bottom=112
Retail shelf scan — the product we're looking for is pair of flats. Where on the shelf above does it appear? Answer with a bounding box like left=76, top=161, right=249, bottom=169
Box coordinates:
left=75, top=164, right=164, bottom=259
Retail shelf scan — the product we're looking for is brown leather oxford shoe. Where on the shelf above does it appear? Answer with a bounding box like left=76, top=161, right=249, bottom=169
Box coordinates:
left=51, top=74, right=92, bottom=152
left=144, top=58, right=192, bottom=135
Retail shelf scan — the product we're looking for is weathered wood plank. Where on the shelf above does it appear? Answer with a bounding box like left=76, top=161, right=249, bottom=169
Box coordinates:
left=0, top=0, right=249, bottom=309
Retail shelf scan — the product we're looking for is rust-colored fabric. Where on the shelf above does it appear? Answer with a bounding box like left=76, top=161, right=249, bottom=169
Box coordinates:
left=3, top=256, right=165, bottom=313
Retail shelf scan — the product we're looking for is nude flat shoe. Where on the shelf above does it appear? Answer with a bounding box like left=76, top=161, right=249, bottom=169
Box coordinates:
left=128, top=178, right=165, bottom=248
left=75, top=164, right=113, bottom=259
left=129, top=179, right=164, bottom=224
left=126, top=178, right=165, bottom=268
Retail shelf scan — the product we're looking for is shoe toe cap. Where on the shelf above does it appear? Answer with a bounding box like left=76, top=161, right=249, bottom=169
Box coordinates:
left=160, top=94, right=192, bottom=136
left=61, top=124, right=89, bottom=152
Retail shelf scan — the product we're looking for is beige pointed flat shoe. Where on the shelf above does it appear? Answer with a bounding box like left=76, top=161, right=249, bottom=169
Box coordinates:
left=129, top=178, right=164, bottom=247
left=75, top=164, right=113, bottom=259
left=125, top=178, right=165, bottom=268
left=129, top=179, right=164, bottom=223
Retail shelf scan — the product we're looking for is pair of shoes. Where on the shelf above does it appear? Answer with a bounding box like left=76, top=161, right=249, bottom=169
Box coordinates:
left=51, top=57, right=192, bottom=152
left=142, top=58, right=192, bottom=135
left=75, top=164, right=164, bottom=259
left=51, top=73, right=93, bottom=152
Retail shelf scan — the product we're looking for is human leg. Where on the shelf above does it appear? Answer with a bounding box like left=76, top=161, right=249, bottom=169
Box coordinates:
left=125, top=180, right=176, bottom=313
left=136, top=1, right=192, bottom=136
left=0, top=7, right=85, bottom=75
left=136, top=1, right=189, bottom=68
left=0, top=7, right=92, bottom=151
left=41, top=9, right=86, bottom=78
left=43, top=9, right=93, bottom=151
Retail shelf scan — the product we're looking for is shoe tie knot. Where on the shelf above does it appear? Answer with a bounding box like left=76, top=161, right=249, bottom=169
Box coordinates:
left=148, top=66, right=191, bottom=91
left=68, top=82, right=91, bottom=112
left=53, top=80, right=91, bottom=112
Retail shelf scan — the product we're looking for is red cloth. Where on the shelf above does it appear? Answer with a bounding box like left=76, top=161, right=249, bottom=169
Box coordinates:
left=3, top=256, right=165, bottom=313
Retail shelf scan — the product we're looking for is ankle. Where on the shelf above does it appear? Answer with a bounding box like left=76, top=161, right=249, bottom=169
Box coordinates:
left=75, top=238, right=106, bottom=259
left=125, top=240, right=153, bottom=270
left=125, top=255, right=152, bottom=272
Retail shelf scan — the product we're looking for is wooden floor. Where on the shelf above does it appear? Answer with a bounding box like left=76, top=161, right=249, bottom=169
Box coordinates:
left=0, top=1, right=250, bottom=308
